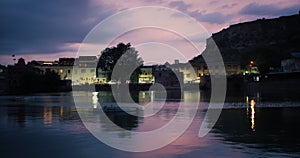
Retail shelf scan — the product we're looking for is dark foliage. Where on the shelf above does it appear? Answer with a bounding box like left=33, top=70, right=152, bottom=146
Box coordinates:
left=97, top=43, right=144, bottom=83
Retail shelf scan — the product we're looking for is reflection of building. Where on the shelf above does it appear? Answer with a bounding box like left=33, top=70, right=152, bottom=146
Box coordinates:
left=43, top=106, right=53, bottom=126
left=281, top=52, right=300, bottom=72
left=59, top=106, right=80, bottom=121
left=138, top=66, right=154, bottom=84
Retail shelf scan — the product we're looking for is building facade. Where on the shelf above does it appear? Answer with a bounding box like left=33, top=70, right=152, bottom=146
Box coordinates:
left=33, top=59, right=73, bottom=81
left=138, top=66, right=155, bottom=84
left=72, top=56, right=98, bottom=85
left=281, top=52, right=300, bottom=72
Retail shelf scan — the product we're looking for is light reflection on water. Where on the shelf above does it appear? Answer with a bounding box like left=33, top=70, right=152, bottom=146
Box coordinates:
left=43, top=106, right=53, bottom=126
left=0, top=91, right=300, bottom=157
left=250, top=99, right=256, bottom=131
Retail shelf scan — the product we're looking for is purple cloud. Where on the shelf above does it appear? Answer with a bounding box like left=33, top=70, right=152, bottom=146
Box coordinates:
left=169, top=1, right=191, bottom=12
left=169, top=1, right=233, bottom=24
left=192, top=11, right=233, bottom=24
left=240, top=2, right=300, bottom=16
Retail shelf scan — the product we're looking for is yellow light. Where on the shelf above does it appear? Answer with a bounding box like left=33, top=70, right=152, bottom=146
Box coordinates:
left=43, top=62, right=53, bottom=65
left=59, top=69, right=63, bottom=74
left=59, top=106, right=64, bottom=121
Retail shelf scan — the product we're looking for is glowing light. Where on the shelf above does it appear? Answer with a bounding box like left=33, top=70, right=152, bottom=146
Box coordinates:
left=250, top=99, right=256, bottom=131
left=43, top=62, right=53, bottom=65
left=59, top=69, right=63, bottom=75
left=92, top=92, right=99, bottom=109
left=60, top=106, right=63, bottom=117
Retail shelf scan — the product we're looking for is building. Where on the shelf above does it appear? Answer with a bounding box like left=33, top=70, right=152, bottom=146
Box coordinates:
left=35, top=65, right=73, bottom=81
left=169, top=62, right=199, bottom=84
left=224, top=61, right=242, bottom=75
left=59, top=58, right=75, bottom=66
left=34, top=60, right=59, bottom=66
left=96, top=69, right=110, bottom=84
left=72, top=56, right=98, bottom=85
left=190, top=56, right=241, bottom=76
left=138, top=66, right=155, bottom=84
left=33, top=58, right=74, bottom=81
left=169, top=59, right=241, bottom=84
left=153, top=65, right=183, bottom=88
left=281, top=52, right=300, bottom=72
left=0, top=65, right=7, bottom=94
left=31, top=56, right=101, bottom=85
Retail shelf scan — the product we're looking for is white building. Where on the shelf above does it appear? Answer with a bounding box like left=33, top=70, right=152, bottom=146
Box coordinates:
left=72, top=56, right=98, bottom=85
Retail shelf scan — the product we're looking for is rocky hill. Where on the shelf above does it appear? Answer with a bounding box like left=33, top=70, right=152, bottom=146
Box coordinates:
left=191, top=12, right=300, bottom=73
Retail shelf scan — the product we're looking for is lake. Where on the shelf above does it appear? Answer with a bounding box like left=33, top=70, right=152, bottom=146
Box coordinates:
left=0, top=90, right=300, bottom=158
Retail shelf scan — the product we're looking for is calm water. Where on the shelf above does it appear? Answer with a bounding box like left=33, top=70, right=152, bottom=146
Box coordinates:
left=0, top=91, right=300, bottom=158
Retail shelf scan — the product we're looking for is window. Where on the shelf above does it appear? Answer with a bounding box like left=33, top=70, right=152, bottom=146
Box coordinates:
left=90, top=69, right=95, bottom=73
left=81, top=69, right=86, bottom=73
left=68, top=70, right=71, bottom=74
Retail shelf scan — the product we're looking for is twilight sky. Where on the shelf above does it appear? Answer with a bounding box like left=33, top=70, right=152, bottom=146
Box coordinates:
left=0, top=0, right=299, bottom=65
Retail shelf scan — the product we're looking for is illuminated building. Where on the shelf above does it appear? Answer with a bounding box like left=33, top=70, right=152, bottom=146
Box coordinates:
left=138, top=66, right=155, bottom=84
left=72, top=56, right=98, bottom=85
left=170, top=59, right=241, bottom=84
left=33, top=58, right=73, bottom=80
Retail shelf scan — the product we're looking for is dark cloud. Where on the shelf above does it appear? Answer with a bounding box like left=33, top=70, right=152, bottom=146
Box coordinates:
left=221, top=3, right=238, bottom=9
left=169, top=1, right=233, bottom=24
left=240, top=2, right=300, bottom=16
left=191, top=11, right=233, bottom=24
left=169, top=1, right=191, bottom=12
left=0, top=0, right=113, bottom=55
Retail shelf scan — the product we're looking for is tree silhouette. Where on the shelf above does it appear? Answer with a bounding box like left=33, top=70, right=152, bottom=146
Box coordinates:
left=97, top=43, right=143, bottom=83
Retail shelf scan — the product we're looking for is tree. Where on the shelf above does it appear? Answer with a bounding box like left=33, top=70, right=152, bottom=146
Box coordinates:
left=97, top=43, right=144, bottom=83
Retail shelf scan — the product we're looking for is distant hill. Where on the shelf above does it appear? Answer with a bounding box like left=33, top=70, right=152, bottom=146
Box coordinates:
left=190, top=12, right=300, bottom=73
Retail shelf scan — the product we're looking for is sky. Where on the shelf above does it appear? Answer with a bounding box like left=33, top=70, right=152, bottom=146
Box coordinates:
left=0, top=0, right=300, bottom=65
